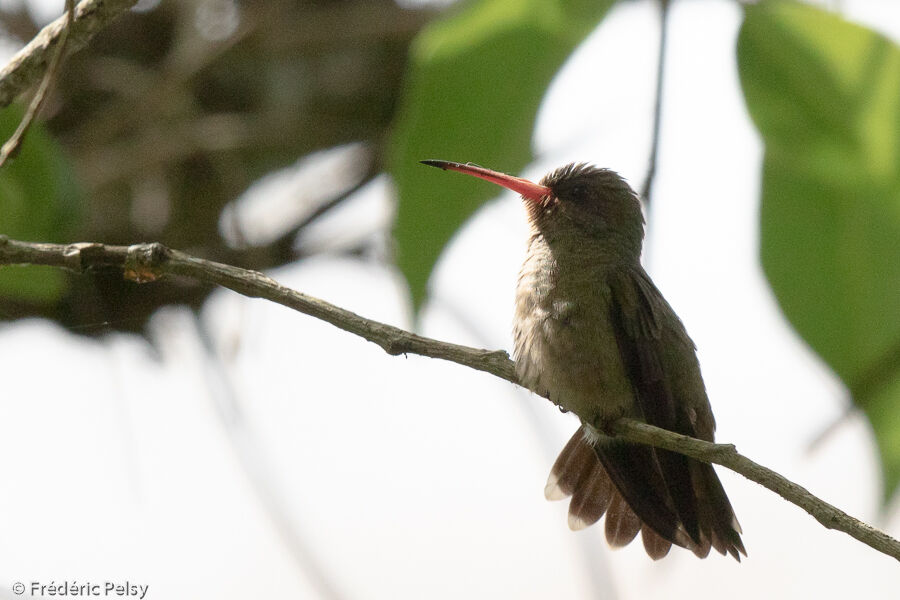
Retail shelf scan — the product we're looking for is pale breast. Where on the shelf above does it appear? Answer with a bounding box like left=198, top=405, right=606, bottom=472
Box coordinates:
left=513, top=236, right=635, bottom=424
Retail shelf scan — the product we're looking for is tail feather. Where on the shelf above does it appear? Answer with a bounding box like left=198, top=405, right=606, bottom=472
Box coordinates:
left=604, top=493, right=641, bottom=547
left=641, top=525, right=673, bottom=560
left=654, top=448, right=701, bottom=544
left=546, top=433, right=617, bottom=531
left=690, top=461, right=747, bottom=560
left=546, top=428, right=745, bottom=561
left=594, top=438, right=695, bottom=550
left=545, top=429, right=596, bottom=501
left=568, top=461, right=614, bottom=530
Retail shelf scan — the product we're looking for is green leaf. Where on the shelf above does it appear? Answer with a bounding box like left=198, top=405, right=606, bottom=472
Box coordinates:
left=739, top=1, right=900, bottom=498
left=0, top=104, right=82, bottom=303
left=390, top=0, right=615, bottom=310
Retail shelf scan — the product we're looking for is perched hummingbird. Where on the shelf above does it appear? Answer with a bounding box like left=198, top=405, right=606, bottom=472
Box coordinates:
left=421, top=160, right=746, bottom=560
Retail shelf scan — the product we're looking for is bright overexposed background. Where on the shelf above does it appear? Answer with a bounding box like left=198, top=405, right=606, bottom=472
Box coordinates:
left=0, top=0, right=898, bottom=598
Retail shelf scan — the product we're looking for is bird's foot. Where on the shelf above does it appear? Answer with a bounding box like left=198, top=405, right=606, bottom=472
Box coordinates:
left=588, top=409, right=626, bottom=437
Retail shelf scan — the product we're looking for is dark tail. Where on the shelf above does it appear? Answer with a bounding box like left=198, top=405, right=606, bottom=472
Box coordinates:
left=545, top=428, right=745, bottom=561
left=689, top=460, right=746, bottom=559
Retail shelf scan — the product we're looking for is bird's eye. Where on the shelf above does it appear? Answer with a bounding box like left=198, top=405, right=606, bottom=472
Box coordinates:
left=570, top=185, right=587, bottom=201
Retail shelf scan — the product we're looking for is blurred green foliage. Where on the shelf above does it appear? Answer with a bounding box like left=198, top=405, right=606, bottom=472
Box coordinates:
left=0, top=104, right=81, bottom=303
left=390, top=0, right=614, bottom=310
left=739, top=0, right=900, bottom=499
left=393, top=0, right=900, bottom=502
left=0, top=0, right=427, bottom=330
left=0, top=0, right=898, bottom=505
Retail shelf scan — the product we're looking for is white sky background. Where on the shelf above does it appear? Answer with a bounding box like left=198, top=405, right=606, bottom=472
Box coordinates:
left=1, top=0, right=899, bottom=598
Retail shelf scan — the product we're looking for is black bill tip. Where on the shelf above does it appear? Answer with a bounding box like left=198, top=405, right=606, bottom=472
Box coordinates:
left=420, top=159, right=456, bottom=170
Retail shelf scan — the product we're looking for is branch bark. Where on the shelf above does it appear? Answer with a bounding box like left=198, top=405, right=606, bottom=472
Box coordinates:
left=609, top=419, right=900, bottom=561
left=1, top=235, right=897, bottom=562
left=0, top=0, right=139, bottom=108
left=0, top=0, right=75, bottom=166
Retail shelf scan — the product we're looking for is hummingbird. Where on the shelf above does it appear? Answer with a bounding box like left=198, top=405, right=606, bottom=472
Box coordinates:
left=420, top=159, right=746, bottom=560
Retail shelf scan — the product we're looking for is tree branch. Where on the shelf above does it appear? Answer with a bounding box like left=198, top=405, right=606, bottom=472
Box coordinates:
left=609, top=419, right=900, bottom=561
left=1, top=235, right=897, bottom=562
left=0, top=0, right=138, bottom=108
left=0, top=0, right=75, bottom=166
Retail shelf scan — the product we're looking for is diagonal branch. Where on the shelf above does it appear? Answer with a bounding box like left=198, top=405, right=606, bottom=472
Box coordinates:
left=0, top=0, right=75, bottom=167
left=0, top=0, right=139, bottom=108
left=0, top=235, right=897, bottom=562
left=609, top=419, right=900, bottom=561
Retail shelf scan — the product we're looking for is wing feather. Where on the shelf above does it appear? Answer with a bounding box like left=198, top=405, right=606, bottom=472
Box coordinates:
left=606, top=267, right=745, bottom=559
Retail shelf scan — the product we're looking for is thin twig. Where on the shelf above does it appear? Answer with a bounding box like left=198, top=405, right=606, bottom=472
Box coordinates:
left=0, top=0, right=75, bottom=167
left=190, top=315, right=348, bottom=600
left=0, top=0, right=139, bottom=108
left=806, top=402, right=855, bottom=455
left=641, top=0, right=670, bottom=205
left=0, top=235, right=898, bottom=562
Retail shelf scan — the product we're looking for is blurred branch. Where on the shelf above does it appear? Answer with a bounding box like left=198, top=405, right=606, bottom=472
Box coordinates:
left=0, top=0, right=139, bottom=107
left=0, top=6, right=40, bottom=43
left=641, top=0, right=670, bottom=205
left=807, top=402, right=855, bottom=454
left=0, top=0, right=74, bottom=167
left=291, top=172, right=378, bottom=239
left=850, top=338, right=900, bottom=404
left=1, top=235, right=898, bottom=562
left=434, top=295, right=616, bottom=595
left=190, top=315, right=348, bottom=600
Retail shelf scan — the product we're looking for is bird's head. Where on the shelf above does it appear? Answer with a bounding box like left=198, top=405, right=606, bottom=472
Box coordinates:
left=420, top=160, right=645, bottom=260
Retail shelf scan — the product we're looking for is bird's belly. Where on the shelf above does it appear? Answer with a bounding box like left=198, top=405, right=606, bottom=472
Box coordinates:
left=513, top=268, right=634, bottom=424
